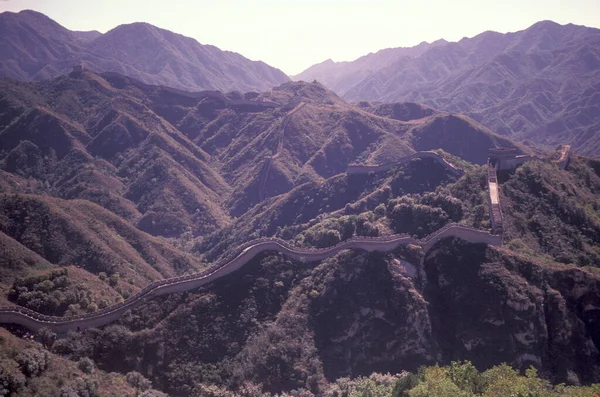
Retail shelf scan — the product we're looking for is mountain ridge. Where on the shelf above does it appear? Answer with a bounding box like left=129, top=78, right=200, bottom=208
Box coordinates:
left=295, top=20, right=600, bottom=155
left=0, top=9, right=289, bottom=92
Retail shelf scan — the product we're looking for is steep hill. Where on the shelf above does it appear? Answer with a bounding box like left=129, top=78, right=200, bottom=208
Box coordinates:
left=296, top=21, right=600, bottom=155
left=0, top=72, right=513, bottom=234
left=41, top=153, right=600, bottom=396
left=0, top=10, right=289, bottom=92
left=51, top=240, right=600, bottom=395
left=3, top=67, right=599, bottom=396
left=0, top=194, right=204, bottom=316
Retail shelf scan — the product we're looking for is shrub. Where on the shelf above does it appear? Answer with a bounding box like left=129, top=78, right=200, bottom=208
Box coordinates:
left=77, top=357, right=94, bottom=374
left=59, top=379, right=99, bottom=397
left=126, top=371, right=152, bottom=391
left=108, top=273, right=120, bottom=287
left=140, top=390, right=168, bottom=397
left=9, top=269, right=93, bottom=316
left=0, top=359, right=26, bottom=396
left=15, top=348, right=50, bottom=376
left=37, top=327, right=57, bottom=349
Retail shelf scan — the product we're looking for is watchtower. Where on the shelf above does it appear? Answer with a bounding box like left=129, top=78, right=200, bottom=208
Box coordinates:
left=488, top=147, right=531, bottom=171
left=71, top=64, right=84, bottom=76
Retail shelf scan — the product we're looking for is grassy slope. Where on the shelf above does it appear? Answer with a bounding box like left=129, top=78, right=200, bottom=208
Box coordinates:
left=0, top=194, right=205, bottom=315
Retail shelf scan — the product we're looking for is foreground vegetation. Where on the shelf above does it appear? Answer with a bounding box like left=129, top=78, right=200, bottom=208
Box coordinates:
left=0, top=328, right=148, bottom=396
left=322, top=361, right=600, bottom=397
left=196, top=361, right=600, bottom=396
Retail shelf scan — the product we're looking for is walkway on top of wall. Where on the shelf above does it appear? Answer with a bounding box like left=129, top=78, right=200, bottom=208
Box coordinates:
left=0, top=223, right=501, bottom=333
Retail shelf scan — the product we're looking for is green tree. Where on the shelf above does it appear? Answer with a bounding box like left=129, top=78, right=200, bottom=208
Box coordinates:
left=108, top=273, right=120, bottom=287
left=37, top=327, right=56, bottom=349
left=77, top=357, right=94, bottom=374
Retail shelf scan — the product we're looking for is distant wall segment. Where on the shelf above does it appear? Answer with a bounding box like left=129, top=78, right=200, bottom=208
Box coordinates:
left=346, top=151, right=464, bottom=177
left=554, top=145, right=571, bottom=170
left=487, top=164, right=503, bottom=235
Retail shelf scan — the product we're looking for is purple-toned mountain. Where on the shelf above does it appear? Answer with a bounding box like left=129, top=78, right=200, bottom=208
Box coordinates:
left=296, top=21, right=600, bottom=155
left=0, top=10, right=289, bottom=92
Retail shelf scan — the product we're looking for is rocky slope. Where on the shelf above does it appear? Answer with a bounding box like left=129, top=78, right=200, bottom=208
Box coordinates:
left=0, top=66, right=599, bottom=395
left=0, top=71, right=514, bottom=236
left=32, top=154, right=600, bottom=395
left=0, top=10, right=289, bottom=92
left=295, top=21, right=600, bottom=156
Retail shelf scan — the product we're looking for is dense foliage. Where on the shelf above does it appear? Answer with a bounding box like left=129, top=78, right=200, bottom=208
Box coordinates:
left=8, top=268, right=98, bottom=316
left=502, top=157, right=600, bottom=266
left=0, top=328, right=139, bottom=396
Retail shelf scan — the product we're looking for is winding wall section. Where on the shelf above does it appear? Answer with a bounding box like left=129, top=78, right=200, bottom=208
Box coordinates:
left=2, top=145, right=526, bottom=333
left=258, top=102, right=305, bottom=201
left=0, top=224, right=500, bottom=333
left=346, top=151, right=464, bottom=177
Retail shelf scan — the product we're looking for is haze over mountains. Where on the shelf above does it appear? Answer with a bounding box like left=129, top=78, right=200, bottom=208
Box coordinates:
left=295, top=21, right=600, bottom=155
left=0, top=10, right=289, bottom=92
left=3, top=10, right=600, bottom=156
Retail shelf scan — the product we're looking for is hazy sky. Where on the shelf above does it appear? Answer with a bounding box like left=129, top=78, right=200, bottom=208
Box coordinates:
left=1, top=0, right=599, bottom=75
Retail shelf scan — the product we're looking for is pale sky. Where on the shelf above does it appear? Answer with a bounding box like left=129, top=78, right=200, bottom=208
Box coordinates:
left=1, top=0, right=599, bottom=75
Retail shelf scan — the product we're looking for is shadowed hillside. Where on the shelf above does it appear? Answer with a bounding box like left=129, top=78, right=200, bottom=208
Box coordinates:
left=0, top=72, right=510, bottom=229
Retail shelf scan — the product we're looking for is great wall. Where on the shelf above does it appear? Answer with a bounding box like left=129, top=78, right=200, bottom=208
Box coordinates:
left=0, top=145, right=570, bottom=333
left=486, top=144, right=571, bottom=235
left=259, top=102, right=306, bottom=201
left=346, top=151, right=464, bottom=177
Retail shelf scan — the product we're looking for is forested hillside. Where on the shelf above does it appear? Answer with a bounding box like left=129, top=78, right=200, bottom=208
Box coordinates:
left=0, top=69, right=599, bottom=396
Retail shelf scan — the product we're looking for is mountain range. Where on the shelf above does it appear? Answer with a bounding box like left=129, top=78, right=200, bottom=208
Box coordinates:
left=1, top=71, right=600, bottom=394
left=1, top=10, right=600, bottom=396
left=3, top=10, right=600, bottom=157
left=0, top=10, right=289, bottom=92
left=0, top=70, right=516, bottom=241
left=295, top=21, right=600, bottom=156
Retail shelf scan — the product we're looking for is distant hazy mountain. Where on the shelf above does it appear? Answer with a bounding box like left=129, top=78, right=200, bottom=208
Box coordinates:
left=293, top=40, right=448, bottom=94
left=0, top=10, right=289, bottom=92
left=295, top=21, right=600, bottom=155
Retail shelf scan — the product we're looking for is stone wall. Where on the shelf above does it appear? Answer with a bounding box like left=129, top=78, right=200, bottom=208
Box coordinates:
left=554, top=145, right=571, bottom=170
left=487, top=164, right=503, bottom=235
left=346, top=151, right=463, bottom=177
left=0, top=224, right=501, bottom=333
